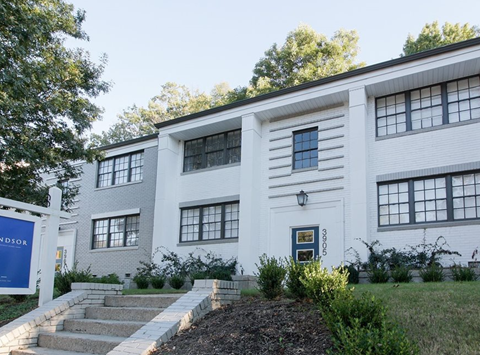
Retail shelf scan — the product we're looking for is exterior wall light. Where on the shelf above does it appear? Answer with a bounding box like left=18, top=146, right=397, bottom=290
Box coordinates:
left=296, top=190, right=308, bottom=207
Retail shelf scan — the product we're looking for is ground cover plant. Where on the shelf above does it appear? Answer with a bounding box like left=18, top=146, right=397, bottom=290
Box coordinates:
left=354, top=282, right=480, bottom=355
left=0, top=294, right=39, bottom=328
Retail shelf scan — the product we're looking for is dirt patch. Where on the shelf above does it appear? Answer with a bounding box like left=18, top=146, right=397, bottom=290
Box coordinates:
left=153, top=297, right=333, bottom=355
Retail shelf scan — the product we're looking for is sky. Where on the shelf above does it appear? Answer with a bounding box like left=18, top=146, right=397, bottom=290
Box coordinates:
left=66, top=0, right=480, bottom=133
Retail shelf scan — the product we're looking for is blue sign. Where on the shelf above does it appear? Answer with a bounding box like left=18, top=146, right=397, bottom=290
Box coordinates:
left=0, top=215, right=35, bottom=289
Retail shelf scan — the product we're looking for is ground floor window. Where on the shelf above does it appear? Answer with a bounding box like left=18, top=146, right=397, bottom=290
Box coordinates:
left=92, top=215, right=140, bottom=249
left=180, top=202, right=239, bottom=242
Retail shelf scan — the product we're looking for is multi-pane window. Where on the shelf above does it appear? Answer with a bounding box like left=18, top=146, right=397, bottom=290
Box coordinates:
left=183, top=130, right=241, bottom=172
left=92, top=215, right=140, bottom=249
left=376, top=75, right=480, bottom=137
left=378, top=171, right=480, bottom=226
left=378, top=182, right=410, bottom=225
left=452, top=173, right=480, bottom=219
left=97, top=152, right=144, bottom=188
left=180, top=202, right=239, bottom=242
left=293, top=128, right=318, bottom=170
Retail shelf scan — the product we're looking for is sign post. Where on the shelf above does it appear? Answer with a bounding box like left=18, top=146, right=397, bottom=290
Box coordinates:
left=0, top=187, right=70, bottom=305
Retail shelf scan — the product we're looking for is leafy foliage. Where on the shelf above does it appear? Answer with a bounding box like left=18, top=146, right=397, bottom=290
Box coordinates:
left=300, top=259, right=349, bottom=308
left=367, top=265, right=390, bottom=284
left=150, top=275, right=166, bottom=289
left=451, top=264, right=478, bottom=282
left=92, top=273, right=122, bottom=285
left=168, top=274, right=185, bottom=290
left=54, top=262, right=93, bottom=295
left=339, top=264, right=360, bottom=284
left=0, top=0, right=109, bottom=207
left=284, top=257, right=307, bottom=299
left=391, top=265, right=413, bottom=283
left=133, top=274, right=149, bottom=289
left=419, top=264, right=445, bottom=282
left=403, top=21, right=480, bottom=56
left=254, top=254, right=286, bottom=300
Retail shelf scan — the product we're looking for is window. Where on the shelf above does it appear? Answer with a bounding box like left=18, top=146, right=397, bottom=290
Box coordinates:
left=183, top=130, right=241, bottom=172
left=293, top=128, right=318, bottom=170
left=376, top=76, right=480, bottom=137
left=378, top=171, right=480, bottom=226
left=97, top=152, right=144, bottom=188
left=92, top=215, right=140, bottom=249
left=180, top=202, right=239, bottom=242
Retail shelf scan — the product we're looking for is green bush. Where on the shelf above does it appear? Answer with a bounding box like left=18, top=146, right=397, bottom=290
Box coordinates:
left=339, top=264, right=359, bottom=284
left=284, top=257, right=307, bottom=299
left=323, top=292, right=387, bottom=331
left=367, top=265, right=390, bottom=283
left=169, top=274, right=185, bottom=289
left=419, top=264, right=445, bottom=282
left=150, top=275, right=166, bottom=289
left=54, top=263, right=93, bottom=295
left=93, top=273, right=122, bottom=284
left=451, top=264, right=478, bottom=282
left=391, top=265, right=413, bottom=283
left=300, top=260, right=349, bottom=309
left=329, top=318, right=419, bottom=355
left=133, top=274, right=149, bottom=289
left=9, top=295, right=27, bottom=303
left=254, top=254, right=286, bottom=300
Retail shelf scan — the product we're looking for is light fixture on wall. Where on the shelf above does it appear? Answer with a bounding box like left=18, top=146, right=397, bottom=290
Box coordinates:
left=296, top=190, right=308, bottom=207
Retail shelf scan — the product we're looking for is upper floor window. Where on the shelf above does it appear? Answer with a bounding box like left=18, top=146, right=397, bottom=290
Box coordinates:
left=97, top=151, right=144, bottom=188
left=180, top=202, right=239, bottom=242
left=378, top=171, right=480, bottom=226
left=293, top=127, right=318, bottom=170
left=376, top=76, right=480, bottom=137
left=183, top=130, right=241, bottom=172
left=92, top=214, right=140, bottom=249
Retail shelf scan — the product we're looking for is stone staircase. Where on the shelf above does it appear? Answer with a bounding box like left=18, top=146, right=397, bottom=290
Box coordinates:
left=12, top=295, right=181, bottom=355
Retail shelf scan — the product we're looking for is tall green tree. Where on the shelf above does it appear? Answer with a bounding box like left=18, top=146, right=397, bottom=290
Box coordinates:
left=0, top=0, right=110, bottom=207
left=403, top=21, right=480, bottom=56
left=248, top=24, right=365, bottom=95
left=91, top=82, right=230, bottom=146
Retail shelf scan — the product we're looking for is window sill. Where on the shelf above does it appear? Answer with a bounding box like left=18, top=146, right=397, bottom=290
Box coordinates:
left=177, top=238, right=239, bottom=247
left=292, top=166, right=317, bottom=174
left=181, top=162, right=241, bottom=176
left=375, top=117, right=480, bottom=141
left=95, top=180, right=143, bottom=191
left=90, top=246, right=139, bottom=253
left=377, top=219, right=480, bottom=232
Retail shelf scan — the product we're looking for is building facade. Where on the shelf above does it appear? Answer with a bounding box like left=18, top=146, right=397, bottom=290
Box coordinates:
left=56, top=39, right=480, bottom=279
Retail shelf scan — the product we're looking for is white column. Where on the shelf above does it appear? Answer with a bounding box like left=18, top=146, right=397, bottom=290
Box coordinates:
left=238, top=113, right=262, bottom=275
left=348, top=86, right=369, bottom=261
left=38, top=187, right=62, bottom=306
left=152, top=134, right=180, bottom=263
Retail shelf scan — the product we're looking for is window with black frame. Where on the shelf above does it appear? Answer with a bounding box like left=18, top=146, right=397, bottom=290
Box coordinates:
left=183, top=130, right=241, bottom=172
left=97, top=151, right=144, bottom=188
left=92, top=215, right=140, bottom=249
left=293, top=127, right=318, bottom=170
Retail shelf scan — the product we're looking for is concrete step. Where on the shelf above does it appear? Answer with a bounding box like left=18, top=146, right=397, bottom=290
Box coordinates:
left=12, top=347, right=96, bottom=355
left=38, top=331, right=124, bottom=354
left=86, top=306, right=164, bottom=322
left=64, top=318, right=145, bottom=337
left=104, top=295, right=180, bottom=308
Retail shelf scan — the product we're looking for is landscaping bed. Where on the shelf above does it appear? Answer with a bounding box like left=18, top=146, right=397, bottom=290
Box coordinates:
left=154, top=296, right=333, bottom=355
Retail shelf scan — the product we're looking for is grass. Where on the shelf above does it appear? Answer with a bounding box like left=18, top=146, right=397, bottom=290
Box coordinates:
left=122, top=288, right=187, bottom=295
left=241, top=288, right=261, bottom=297
left=0, top=295, right=38, bottom=326
left=353, top=281, right=480, bottom=355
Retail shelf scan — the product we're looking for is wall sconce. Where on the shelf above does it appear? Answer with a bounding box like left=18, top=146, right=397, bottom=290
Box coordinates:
left=296, top=190, right=308, bottom=207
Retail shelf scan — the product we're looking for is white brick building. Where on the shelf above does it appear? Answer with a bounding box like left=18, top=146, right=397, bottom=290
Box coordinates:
left=57, top=38, right=480, bottom=279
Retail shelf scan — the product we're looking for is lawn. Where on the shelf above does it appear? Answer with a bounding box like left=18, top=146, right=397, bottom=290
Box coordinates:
left=0, top=294, right=38, bottom=327
left=353, top=282, right=480, bottom=355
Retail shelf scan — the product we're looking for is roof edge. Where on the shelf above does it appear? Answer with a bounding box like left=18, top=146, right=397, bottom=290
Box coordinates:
left=155, top=37, right=480, bottom=129
left=98, top=133, right=159, bottom=151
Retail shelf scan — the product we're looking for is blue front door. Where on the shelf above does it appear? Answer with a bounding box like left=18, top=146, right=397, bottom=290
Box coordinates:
left=291, top=226, right=319, bottom=262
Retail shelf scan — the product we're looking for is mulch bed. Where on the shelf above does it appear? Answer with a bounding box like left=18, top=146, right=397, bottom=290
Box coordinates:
left=153, top=297, right=333, bottom=355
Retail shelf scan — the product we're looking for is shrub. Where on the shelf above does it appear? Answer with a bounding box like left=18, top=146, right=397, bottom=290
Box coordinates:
left=133, top=274, right=149, bottom=289
left=329, top=318, right=419, bottom=355
left=284, top=257, right=307, bottom=299
left=54, top=263, right=93, bottom=295
left=391, top=265, right=413, bottom=283
left=419, top=264, right=445, bottom=282
left=9, top=295, right=27, bottom=303
left=300, top=260, right=349, bottom=309
left=169, top=274, right=185, bottom=289
left=323, top=292, right=386, bottom=331
left=150, top=275, right=166, bottom=289
left=254, top=254, right=286, bottom=300
left=451, top=264, right=478, bottom=282
left=367, top=265, right=390, bottom=283
left=339, top=264, right=359, bottom=284
left=93, top=273, right=122, bottom=284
